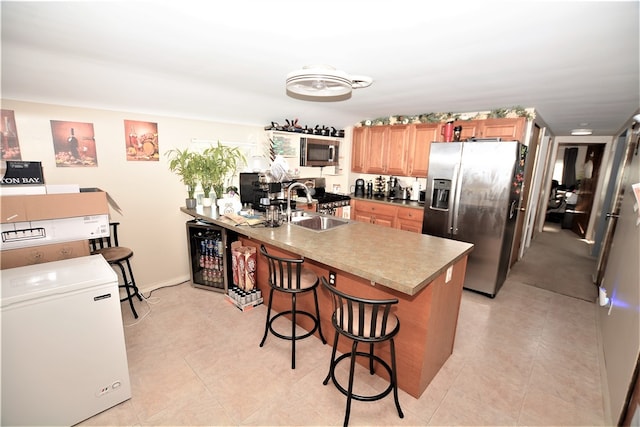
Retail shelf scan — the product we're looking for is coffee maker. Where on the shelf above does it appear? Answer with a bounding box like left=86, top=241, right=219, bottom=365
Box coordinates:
left=239, top=172, right=293, bottom=212
left=354, top=178, right=365, bottom=197
left=387, top=176, right=401, bottom=199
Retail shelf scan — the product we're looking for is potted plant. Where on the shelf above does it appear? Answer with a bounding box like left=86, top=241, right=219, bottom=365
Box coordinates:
left=194, top=152, right=214, bottom=207
left=166, top=148, right=198, bottom=209
left=200, top=142, right=246, bottom=202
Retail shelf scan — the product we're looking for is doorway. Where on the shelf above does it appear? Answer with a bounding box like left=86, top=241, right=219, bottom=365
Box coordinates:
left=547, top=143, right=605, bottom=239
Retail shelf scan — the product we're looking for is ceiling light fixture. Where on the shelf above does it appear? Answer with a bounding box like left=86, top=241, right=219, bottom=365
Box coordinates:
left=570, top=128, right=593, bottom=136
left=286, top=65, right=372, bottom=101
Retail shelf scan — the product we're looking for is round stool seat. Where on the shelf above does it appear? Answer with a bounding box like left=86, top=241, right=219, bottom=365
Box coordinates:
left=92, top=246, right=133, bottom=263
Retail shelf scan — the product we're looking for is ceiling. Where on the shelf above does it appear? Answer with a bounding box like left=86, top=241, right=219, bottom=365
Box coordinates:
left=2, top=1, right=638, bottom=137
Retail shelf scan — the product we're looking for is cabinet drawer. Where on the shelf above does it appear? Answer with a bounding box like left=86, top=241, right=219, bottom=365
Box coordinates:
left=354, top=201, right=397, bottom=217
left=396, top=206, right=422, bottom=221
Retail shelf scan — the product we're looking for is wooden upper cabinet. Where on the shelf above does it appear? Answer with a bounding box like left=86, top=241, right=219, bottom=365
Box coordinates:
left=455, top=120, right=482, bottom=141
left=408, top=123, right=438, bottom=177
left=386, top=125, right=411, bottom=175
left=351, top=126, right=368, bottom=173
left=366, top=126, right=389, bottom=174
left=480, top=117, right=526, bottom=141
left=350, top=117, right=529, bottom=175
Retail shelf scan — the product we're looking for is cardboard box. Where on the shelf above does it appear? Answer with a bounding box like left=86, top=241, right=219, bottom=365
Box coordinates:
left=0, top=190, right=109, bottom=268
left=224, top=294, right=263, bottom=312
left=0, top=240, right=90, bottom=269
left=1, top=191, right=108, bottom=223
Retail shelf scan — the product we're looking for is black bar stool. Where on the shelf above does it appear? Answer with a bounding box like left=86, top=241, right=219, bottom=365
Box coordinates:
left=89, top=222, right=142, bottom=318
left=321, top=276, right=403, bottom=427
left=259, top=244, right=326, bottom=369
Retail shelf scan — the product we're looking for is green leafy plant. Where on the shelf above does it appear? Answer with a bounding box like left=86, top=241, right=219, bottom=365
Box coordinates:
left=199, top=142, right=246, bottom=199
left=166, top=148, right=198, bottom=199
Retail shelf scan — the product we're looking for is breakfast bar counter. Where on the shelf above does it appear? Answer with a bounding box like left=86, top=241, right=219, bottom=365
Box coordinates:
left=181, top=206, right=472, bottom=296
left=180, top=206, right=473, bottom=398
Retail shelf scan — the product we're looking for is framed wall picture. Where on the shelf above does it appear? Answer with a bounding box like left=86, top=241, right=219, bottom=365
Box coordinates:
left=1, top=109, right=22, bottom=160
left=50, top=120, right=98, bottom=167
left=124, top=120, right=158, bottom=161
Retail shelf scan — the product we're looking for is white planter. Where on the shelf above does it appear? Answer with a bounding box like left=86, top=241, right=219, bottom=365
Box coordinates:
left=202, top=197, right=212, bottom=207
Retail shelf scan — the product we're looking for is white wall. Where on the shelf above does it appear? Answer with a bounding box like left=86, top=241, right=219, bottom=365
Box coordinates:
left=597, top=126, right=640, bottom=424
left=2, top=99, right=264, bottom=292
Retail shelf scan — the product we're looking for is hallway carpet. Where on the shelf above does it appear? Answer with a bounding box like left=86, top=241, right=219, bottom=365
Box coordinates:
left=508, top=222, right=599, bottom=302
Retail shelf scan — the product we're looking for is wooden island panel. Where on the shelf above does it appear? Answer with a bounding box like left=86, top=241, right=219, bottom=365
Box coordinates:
left=239, top=236, right=468, bottom=398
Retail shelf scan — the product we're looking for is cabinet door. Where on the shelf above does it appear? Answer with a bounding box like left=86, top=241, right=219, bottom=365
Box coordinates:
left=396, top=206, right=423, bottom=233
left=481, top=118, right=526, bottom=141
left=351, top=127, right=368, bottom=173
left=409, top=124, right=438, bottom=177
left=458, top=120, right=482, bottom=140
left=354, top=212, right=374, bottom=223
left=373, top=214, right=395, bottom=228
left=353, top=200, right=397, bottom=228
left=386, top=125, right=410, bottom=176
left=397, top=219, right=423, bottom=233
left=366, top=126, right=388, bottom=174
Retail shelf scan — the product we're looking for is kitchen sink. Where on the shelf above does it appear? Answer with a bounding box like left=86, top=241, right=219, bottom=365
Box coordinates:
left=290, top=213, right=349, bottom=232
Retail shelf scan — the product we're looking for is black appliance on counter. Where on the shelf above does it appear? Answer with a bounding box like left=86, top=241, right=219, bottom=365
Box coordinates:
left=354, top=178, right=365, bottom=197
left=239, top=172, right=294, bottom=212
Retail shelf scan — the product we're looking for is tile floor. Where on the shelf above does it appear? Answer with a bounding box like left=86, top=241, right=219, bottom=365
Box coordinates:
left=80, top=271, right=606, bottom=426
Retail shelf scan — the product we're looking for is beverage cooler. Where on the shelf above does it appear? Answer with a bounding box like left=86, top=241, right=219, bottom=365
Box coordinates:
left=186, top=220, right=236, bottom=292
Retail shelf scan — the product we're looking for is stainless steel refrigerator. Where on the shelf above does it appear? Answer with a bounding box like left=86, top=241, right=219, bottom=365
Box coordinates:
left=422, top=140, right=527, bottom=297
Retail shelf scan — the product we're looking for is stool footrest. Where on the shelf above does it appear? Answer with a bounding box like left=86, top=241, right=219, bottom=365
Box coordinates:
left=328, top=351, right=394, bottom=402
left=268, top=310, right=320, bottom=341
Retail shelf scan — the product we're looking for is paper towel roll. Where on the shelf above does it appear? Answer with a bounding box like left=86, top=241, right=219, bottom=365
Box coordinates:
left=410, top=181, right=421, bottom=201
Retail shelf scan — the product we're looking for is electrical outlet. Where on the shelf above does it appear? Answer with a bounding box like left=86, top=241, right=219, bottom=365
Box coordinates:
left=329, top=271, right=337, bottom=286
left=445, top=266, right=453, bottom=283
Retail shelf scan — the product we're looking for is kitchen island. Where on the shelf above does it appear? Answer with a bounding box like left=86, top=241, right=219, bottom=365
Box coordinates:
left=180, top=206, right=473, bottom=398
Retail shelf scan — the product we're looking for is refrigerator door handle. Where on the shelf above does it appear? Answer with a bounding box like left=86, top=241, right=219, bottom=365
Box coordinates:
left=451, top=163, right=462, bottom=235
left=509, top=200, right=517, bottom=219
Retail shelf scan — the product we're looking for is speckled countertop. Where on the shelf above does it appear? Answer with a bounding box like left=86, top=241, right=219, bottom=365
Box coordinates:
left=180, top=206, right=473, bottom=296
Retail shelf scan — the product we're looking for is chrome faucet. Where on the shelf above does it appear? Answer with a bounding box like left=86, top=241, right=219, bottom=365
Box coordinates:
left=286, top=182, right=313, bottom=222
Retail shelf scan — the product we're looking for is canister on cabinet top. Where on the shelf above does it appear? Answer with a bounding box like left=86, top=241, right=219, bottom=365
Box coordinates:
left=453, top=126, right=462, bottom=142
left=441, top=121, right=454, bottom=142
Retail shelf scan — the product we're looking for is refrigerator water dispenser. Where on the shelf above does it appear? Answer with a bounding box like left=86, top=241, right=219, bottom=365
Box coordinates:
left=431, top=179, right=451, bottom=210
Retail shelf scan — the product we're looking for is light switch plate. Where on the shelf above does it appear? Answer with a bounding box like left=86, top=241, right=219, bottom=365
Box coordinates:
left=445, top=266, right=453, bottom=283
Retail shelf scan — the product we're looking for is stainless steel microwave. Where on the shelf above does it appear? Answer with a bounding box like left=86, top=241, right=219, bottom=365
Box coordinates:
left=300, top=137, right=339, bottom=167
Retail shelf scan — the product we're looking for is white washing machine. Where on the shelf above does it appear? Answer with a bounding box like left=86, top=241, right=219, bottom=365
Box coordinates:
left=1, top=255, right=132, bottom=426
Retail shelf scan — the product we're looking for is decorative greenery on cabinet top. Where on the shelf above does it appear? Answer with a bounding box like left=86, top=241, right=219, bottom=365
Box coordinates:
left=359, top=106, right=535, bottom=126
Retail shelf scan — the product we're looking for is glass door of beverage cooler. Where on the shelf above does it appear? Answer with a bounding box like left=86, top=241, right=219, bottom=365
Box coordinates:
left=186, top=220, right=235, bottom=292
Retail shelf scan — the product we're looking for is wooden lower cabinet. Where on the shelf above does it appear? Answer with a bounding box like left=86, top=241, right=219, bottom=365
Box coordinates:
left=240, top=236, right=468, bottom=398
left=352, top=200, right=423, bottom=232
left=352, top=200, right=396, bottom=228
left=396, top=206, right=423, bottom=233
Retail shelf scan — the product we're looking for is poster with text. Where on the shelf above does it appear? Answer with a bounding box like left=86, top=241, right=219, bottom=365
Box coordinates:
left=124, top=120, right=159, bottom=161
left=50, top=120, right=98, bottom=167
left=1, top=109, right=22, bottom=160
